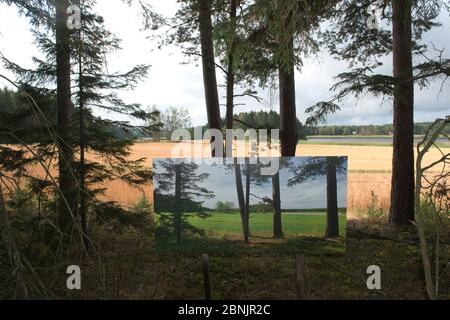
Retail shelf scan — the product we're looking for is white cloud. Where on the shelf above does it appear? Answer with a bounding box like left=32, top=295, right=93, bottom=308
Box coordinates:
left=1, top=1, right=449, bottom=126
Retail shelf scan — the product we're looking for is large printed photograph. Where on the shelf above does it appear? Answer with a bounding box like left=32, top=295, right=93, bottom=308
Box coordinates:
left=153, top=157, right=347, bottom=255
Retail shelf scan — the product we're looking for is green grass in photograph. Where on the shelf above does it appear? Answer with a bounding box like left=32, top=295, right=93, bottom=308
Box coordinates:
left=155, top=212, right=346, bottom=255
left=188, top=212, right=346, bottom=237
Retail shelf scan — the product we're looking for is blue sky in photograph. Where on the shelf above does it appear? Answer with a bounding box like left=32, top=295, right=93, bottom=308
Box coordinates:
left=153, top=157, right=348, bottom=210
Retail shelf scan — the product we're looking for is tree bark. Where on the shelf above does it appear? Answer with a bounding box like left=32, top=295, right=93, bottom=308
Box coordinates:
left=234, top=159, right=249, bottom=242
left=326, top=158, right=339, bottom=238
left=244, top=158, right=251, bottom=237
left=175, top=164, right=182, bottom=244
left=198, top=0, right=222, bottom=156
left=389, top=0, right=415, bottom=226
left=56, top=0, right=77, bottom=235
left=225, top=0, right=237, bottom=133
left=279, top=44, right=298, bottom=157
left=77, top=22, right=89, bottom=250
left=272, top=170, right=283, bottom=238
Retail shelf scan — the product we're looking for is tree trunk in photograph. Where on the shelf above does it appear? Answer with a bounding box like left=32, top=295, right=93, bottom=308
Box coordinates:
left=389, top=0, right=415, bottom=226
left=234, top=159, right=249, bottom=243
left=175, top=164, right=182, bottom=244
left=279, top=39, right=297, bottom=157
left=326, top=158, right=339, bottom=238
left=56, top=0, right=77, bottom=235
left=198, top=0, right=222, bottom=157
left=245, top=158, right=251, bottom=237
left=272, top=171, right=283, bottom=238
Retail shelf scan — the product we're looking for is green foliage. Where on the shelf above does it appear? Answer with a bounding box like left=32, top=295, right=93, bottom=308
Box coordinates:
left=233, top=110, right=306, bottom=140
left=365, top=191, right=386, bottom=219
left=215, top=200, right=235, bottom=212
left=153, top=159, right=214, bottom=241
left=249, top=201, right=272, bottom=213
left=307, top=0, right=450, bottom=125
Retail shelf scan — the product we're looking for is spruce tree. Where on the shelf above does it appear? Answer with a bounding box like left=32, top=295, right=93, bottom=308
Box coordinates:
left=153, top=159, right=214, bottom=244
left=1, top=0, right=159, bottom=246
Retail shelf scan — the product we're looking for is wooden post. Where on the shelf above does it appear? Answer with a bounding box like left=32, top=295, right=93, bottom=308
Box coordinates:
left=202, top=254, right=211, bottom=300
left=296, top=254, right=307, bottom=300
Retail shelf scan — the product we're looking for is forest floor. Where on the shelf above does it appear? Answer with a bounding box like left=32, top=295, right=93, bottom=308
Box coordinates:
left=48, top=218, right=449, bottom=300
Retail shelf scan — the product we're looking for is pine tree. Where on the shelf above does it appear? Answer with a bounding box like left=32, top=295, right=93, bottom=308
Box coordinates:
left=307, top=0, right=450, bottom=225
left=153, top=159, right=214, bottom=243
left=236, top=0, right=334, bottom=156
left=287, top=157, right=347, bottom=238
left=1, top=0, right=159, bottom=246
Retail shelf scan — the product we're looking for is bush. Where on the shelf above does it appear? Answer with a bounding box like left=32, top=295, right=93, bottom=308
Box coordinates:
left=365, top=191, right=386, bottom=219
left=215, top=201, right=235, bottom=212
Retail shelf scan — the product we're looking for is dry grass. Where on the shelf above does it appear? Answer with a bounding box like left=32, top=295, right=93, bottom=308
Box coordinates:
left=3, top=141, right=449, bottom=218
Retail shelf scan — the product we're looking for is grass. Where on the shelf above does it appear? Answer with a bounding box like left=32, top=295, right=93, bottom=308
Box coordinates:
left=155, top=212, right=346, bottom=255
left=188, top=212, right=346, bottom=237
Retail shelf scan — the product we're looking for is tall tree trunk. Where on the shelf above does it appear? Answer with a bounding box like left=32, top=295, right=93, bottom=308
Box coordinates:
left=198, top=0, right=222, bottom=156
left=272, top=171, right=283, bottom=238
left=278, top=11, right=297, bottom=157
left=225, top=0, right=237, bottom=133
left=56, top=0, right=77, bottom=235
left=389, top=0, right=415, bottom=226
left=326, top=158, right=339, bottom=238
left=226, top=0, right=249, bottom=242
left=234, top=159, right=249, bottom=243
left=78, top=24, right=89, bottom=250
left=175, top=164, right=182, bottom=244
left=244, top=158, right=251, bottom=237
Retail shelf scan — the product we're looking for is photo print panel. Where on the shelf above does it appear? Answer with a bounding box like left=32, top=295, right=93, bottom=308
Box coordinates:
left=152, top=157, right=348, bottom=255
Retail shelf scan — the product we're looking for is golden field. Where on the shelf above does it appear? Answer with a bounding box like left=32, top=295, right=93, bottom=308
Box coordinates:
left=102, top=142, right=448, bottom=218
left=2, top=141, right=448, bottom=219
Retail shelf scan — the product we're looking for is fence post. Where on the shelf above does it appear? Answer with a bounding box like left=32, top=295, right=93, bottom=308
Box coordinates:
left=202, top=254, right=211, bottom=300
left=296, top=254, right=307, bottom=300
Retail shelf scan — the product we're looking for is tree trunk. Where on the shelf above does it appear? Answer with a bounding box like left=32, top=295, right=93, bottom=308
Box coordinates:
left=225, top=0, right=237, bottom=133
left=234, top=159, right=249, bottom=242
left=175, top=164, right=182, bottom=244
left=272, top=171, right=283, bottom=238
left=389, top=0, right=415, bottom=226
left=77, top=24, right=89, bottom=250
left=279, top=36, right=297, bottom=157
left=198, top=0, right=222, bottom=156
left=326, top=158, right=339, bottom=238
left=56, top=0, right=77, bottom=235
left=244, top=158, right=251, bottom=237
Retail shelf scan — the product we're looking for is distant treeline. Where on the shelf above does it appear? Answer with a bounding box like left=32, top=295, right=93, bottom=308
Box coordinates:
left=305, top=122, right=450, bottom=136
left=189, top=110, right=307, bottom=140
left=0, top=87, right=146, bottom=143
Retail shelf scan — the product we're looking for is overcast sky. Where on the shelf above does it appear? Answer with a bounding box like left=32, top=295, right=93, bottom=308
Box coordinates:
left=0, top=1, right=449, bottom=126
left=153, top=157, right=348, bottom=210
